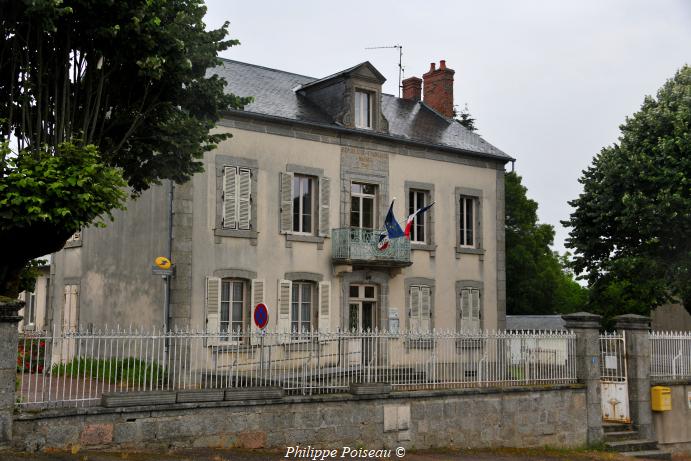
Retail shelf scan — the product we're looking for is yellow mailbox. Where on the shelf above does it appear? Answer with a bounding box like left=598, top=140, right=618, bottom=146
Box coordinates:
left=651, top=386, right=671, bottom=411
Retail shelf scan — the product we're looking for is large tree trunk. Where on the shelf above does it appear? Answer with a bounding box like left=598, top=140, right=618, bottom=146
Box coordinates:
left=0, top=224, right=72, bottom=298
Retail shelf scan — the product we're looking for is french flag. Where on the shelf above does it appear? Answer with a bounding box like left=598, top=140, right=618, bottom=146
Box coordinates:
left=404, top=202, right=435, bottom=238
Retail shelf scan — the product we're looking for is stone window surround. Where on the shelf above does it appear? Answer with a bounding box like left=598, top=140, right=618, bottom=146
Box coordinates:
left=284, top=164, right=326, bottom=249
left=403, top=277, right=436, bottom=332
left=339, top=271, right=389, bottom=331
left=283, top=271, right=324, bottom=283
left=455, top=186, right=485, bottom=259
left=404, top=181, right=436, bottom=255
left=455, top=279, right=484, bottom=332
left=214, top=154, right=259, bottom=243
left=339, top=172, right=389, bottom=230
left=347, top=78, right=384, bottom=132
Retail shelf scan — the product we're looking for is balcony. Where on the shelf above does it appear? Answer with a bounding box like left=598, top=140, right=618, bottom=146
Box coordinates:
left=331, top=227, right=411, bottom=267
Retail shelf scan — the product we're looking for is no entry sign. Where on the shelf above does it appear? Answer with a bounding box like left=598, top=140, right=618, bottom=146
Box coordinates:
left=253, top=303, right=269, bottom=329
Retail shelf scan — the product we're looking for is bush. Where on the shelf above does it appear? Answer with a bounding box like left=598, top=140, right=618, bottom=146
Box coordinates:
left=51, top=357, right=166, bottom=387
left=17, top=338, right=46, bottom=374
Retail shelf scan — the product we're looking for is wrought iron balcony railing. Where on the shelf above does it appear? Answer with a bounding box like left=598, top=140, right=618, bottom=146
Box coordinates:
left=331, top=227, right=411, bottom=267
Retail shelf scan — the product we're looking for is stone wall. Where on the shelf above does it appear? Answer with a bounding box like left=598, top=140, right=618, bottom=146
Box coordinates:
left=652, top=381, right=691, bottom=452
left=13, top=385, right=587, bottom=452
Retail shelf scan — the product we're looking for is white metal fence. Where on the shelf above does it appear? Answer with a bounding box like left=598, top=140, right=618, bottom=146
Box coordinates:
left=650, top=331, right=691, bottom=380
left=17, top=327, right=577, bottom=409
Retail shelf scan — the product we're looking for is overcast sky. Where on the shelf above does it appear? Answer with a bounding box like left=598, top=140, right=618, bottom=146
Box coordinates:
left=204, top=0, right=691, bottom=253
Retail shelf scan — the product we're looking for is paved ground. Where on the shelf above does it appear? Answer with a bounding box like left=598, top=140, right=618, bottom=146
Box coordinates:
left=0, top=447, right=647, bottom=461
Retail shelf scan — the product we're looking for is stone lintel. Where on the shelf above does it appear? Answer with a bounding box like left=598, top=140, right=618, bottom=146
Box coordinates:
left=613, top=314, right=651, bottom=331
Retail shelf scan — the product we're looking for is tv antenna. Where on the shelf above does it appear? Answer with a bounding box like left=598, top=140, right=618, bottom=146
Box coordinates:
left=365, top=44, right=403, bottom=97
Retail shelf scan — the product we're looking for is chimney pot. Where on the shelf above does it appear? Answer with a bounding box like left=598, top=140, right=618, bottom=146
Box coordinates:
left=429, top=62, right=436, bottom=72
left=440, top=60, right=446, bottom=70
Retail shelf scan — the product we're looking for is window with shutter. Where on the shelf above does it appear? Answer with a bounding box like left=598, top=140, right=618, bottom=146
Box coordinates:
left=459, top=287, right=481, bottom=332
left=223, top=166, right=237, bottom=229
left=276, top=280, right=292, bottom=340
left=420, top=286, right=431, bottom=332
left=318, top=177, right=330, bottom=237
left=250, top=279, right=264, bottom=345
left=318, top=281, right=331, bottom=332
left=205, top=277, right=221, bottom=346
left=280, top=172, right=293, bottom=234
left=223, top=166, right=252, bottom=230
left=408, top=285, right=432, bottom=333
left=237, top=168, right=251, bottom=230
left=409, top=286, right=420, bottom=331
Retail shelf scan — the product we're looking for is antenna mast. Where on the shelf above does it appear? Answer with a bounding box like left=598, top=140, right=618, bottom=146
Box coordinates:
left=365, top=44, right=403, bottom=97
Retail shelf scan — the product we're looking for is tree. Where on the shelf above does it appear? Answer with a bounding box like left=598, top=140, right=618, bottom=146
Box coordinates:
left=564, top=65, right=691, bottom=316
left=455, top=103, right=478, bottom=132
left=506, top=171, right=587, bottom=315
left=0, top=0, right=251, bottom=298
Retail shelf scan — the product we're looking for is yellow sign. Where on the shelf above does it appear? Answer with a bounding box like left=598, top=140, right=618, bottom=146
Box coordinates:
left=154, top=256, right=171, bottom=270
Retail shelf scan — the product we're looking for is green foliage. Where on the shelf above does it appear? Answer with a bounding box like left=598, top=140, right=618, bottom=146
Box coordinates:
left=506, top=171, right=588, bottom=315
left=0, top=141, right=127, bottom=232
left=52, top=356, right=166, bottom=387
left=564, top=65, right=691, bottom=317
left=17, top=258, right=46, bottom=294
left=455, top=103, right=478, bottom=132
left=0, top=0, right=251, bottom=296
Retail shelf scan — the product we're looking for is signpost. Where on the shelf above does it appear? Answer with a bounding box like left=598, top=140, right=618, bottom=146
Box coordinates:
left=152, top=256, right=174, bottom=370
left=253, top=303, right=269, bottom=384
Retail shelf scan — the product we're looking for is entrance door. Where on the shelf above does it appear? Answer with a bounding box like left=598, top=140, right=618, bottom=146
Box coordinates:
left=599, top=332, right=631, bottom=423
left=347, top=285, right=377, bottom=365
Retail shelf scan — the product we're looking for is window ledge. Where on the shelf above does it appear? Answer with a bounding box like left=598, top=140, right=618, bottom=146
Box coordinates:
left=411, top=243, right=437, bottom=252
left=285, top=234, right=325, bottom=244
left=455, top=247, right=485, bottom=257
left=214, top=228, right=258, bottom=239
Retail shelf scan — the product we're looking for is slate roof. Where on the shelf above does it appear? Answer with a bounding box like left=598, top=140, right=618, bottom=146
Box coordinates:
left=505, top=315, right=566, bottom=331
left=211, top=59, right=512, bottom=161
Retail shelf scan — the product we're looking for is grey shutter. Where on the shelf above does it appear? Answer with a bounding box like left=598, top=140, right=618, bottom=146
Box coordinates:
left=250, top=279, right=264, bottom=345
left=223, top=166, right=237, bottom=229
left=460, top=288, right=471, bottom=331
left=279, top=172, right=293, bottom=234
left=277, top=279, right=292, bottom=341
left=318, top=177, right=330, bottom=237
left=420, top=286, right=431, bottom=333
left=409, top=286, right=420, bottom=331
left=470, top=288, right=481, bottom=332
left=318, top=281, right=331, bottom=332
left=206, top=277, right=221, bottom=346
left=238, top=168, right=251, bottom=230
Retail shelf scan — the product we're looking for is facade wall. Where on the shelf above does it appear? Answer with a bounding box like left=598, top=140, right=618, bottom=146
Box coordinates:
left=652, top=304, right=691, bottom=332
left=179, top=122, right=503, bottom=336
left=652, top=381, right=691, bottom=451
left=12, top=386, right=586, bottom=451
left=49, top=186, right=169, bottom=330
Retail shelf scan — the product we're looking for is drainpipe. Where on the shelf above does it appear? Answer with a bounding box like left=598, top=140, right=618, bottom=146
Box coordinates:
left=164, top=180, right=174, bottom=356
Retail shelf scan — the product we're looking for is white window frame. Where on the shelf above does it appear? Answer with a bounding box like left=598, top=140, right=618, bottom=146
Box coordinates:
left=354, top=91, right=372, bottom=129
left=220, top=279, right=247, bottom=341
left=459, top=196, right=475, bottom=247
left=408, top=189, right=427, bottom=244
left=292, top=174, right=316, bottom=235
left=350, top=182, right=377, bottom=229
left=291, top=281, right=315, bottom=335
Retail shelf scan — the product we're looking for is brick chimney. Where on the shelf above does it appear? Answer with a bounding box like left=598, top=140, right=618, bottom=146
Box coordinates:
left=402, top=76, right=422, bottom=101
left=422, top=60, right=455, bottom=118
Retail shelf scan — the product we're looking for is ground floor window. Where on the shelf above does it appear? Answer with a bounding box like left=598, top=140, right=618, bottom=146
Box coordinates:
left=292, top=282, right=315, bottom=333
left=221, top=279, right=247, bottom=339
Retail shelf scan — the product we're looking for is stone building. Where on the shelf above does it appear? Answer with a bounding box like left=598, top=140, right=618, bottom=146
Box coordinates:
left=47, top=58, right=513, bottom=340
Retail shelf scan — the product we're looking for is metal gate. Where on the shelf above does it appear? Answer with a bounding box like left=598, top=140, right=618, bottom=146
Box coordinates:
left=599, top=332, right=631, bottom=423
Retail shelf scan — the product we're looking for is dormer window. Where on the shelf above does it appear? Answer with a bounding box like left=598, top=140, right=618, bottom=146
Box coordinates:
left=354, top=91, right=372, bottom=129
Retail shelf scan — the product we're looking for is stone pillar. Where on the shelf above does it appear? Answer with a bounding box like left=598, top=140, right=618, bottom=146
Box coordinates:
left=562, top=312, right=603, bottom=445
left=614, top=314, right=654, bottom=440
left=0, top=300, right=22, bottom=445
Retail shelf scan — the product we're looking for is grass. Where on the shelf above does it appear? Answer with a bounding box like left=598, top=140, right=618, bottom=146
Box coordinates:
left=51, top=357, right=166, bottom=387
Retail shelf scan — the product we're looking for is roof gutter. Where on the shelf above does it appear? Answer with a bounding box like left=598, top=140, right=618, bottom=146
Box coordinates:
left=219, top=109, right=515, bottom=164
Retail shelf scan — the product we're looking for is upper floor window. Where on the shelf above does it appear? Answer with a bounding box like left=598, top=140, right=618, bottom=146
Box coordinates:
left=220, top=279, right=247, bottom=339
left=223, top=166, right=252, bottom=230
left=292, top=174, right=315, bottom=234
left=408, top=190, right=428, bottom=243
left=350, top=182, right=377, bottom=229
left=354, top=91, right=372, bottom=129
left=459, top=196, right=475, bottom=247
